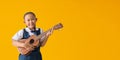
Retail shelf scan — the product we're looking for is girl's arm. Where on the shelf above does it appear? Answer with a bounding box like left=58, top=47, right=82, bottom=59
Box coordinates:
left=40, top=28, right=53, bottom=47
left=12, top=40, right=24, bottom=48
left=40, top=35, right=49, bottom=47
left=12, top=40, right=34, bottom=50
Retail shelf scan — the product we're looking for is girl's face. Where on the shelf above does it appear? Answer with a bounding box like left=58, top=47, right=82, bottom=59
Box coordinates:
left=24, top=14, right=37, bottom=30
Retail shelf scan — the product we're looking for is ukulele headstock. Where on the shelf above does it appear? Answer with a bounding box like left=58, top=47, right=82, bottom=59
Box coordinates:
left=53, top=23, right=63, bottom=30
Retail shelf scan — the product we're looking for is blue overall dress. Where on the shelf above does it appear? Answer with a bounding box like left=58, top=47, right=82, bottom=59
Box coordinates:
left=19, top=28, right=42, bottom=60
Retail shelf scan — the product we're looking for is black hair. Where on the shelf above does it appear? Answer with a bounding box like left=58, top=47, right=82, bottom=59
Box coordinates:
left=23, top=12, right=36, bottom=19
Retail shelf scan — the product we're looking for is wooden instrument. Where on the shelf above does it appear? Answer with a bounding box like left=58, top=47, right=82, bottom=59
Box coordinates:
left=18, top=23, right=63, bottom=55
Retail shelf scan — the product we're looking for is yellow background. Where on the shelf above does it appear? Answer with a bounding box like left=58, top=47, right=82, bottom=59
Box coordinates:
left=0, top=0, right=120, bottom=60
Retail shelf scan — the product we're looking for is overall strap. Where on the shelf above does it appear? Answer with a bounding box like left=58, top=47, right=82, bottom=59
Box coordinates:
left=22, top=29, right=30, bottom=39
left=36, top=28, right=41, bottom=35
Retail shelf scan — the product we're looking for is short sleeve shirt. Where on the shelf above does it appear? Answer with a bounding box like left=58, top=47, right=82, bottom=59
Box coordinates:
left=12, top=27, right=43, bottom=40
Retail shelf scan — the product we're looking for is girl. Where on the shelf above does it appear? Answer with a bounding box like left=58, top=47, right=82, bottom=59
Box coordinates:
left=12, top=12, right=53, bottom=60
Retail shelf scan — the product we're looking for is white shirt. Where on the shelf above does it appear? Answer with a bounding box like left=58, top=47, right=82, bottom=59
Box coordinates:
left=12, top=27, right=43, bottom=41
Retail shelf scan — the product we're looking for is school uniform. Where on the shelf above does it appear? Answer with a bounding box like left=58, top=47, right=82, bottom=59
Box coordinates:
left=12, top=27, right=43, bottom=60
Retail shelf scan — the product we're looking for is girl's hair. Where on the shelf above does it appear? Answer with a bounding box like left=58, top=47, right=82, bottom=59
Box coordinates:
left=23, top=12, right=36, bottom=19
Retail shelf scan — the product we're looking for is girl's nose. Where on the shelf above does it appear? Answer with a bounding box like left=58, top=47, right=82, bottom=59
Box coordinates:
left=29, top=20, right=33, bottom=23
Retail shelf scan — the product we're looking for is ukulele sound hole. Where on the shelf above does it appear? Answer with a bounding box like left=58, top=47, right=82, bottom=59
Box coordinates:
left=30, top=39, right=34, bottom=44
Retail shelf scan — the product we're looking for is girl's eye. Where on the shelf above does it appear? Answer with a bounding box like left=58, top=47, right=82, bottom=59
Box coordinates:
left=31, top=18, right=35, bottom=20
left=27, top=19, right=30, bottom=21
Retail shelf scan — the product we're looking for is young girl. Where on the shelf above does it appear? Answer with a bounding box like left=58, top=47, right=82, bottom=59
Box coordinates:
left=12, top=12, right=53, bottom=60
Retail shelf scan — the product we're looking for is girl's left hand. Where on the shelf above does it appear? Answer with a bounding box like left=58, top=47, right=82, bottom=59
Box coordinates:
left=46, top=28, right=53, bottom=37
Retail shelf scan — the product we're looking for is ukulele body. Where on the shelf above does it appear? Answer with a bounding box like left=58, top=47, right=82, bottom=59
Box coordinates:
left=18, top=35, right=39, bottom=55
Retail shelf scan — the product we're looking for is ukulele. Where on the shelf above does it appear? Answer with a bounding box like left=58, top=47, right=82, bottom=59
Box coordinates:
left=17, top=23, right=63, bottom=55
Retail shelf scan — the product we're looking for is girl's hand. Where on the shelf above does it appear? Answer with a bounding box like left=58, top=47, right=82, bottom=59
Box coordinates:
left=23, top=43, right=35, bottom=51
left=46, top=28, right=54, bottom=37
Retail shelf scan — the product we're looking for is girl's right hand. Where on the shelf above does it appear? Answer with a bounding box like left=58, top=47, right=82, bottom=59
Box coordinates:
left=23, top=43, right=35, bottom=51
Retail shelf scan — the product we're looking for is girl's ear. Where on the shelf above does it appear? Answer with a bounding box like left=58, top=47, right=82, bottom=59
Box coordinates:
left=36, top=18, right=37, bottom=21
